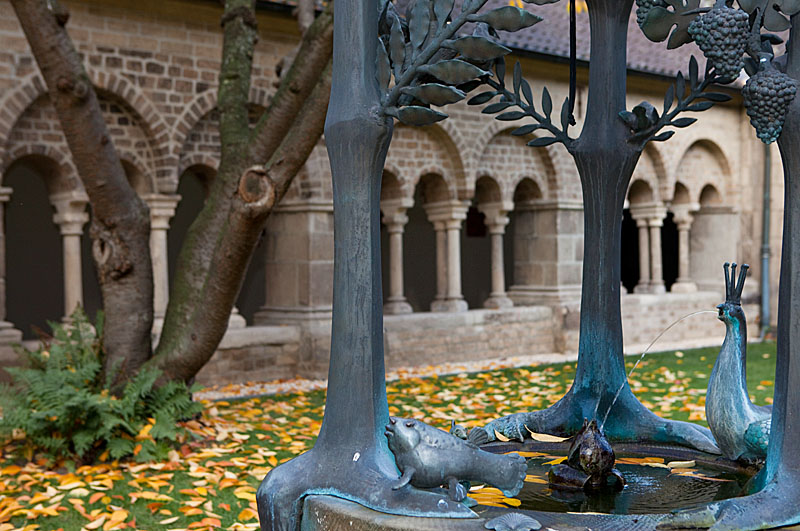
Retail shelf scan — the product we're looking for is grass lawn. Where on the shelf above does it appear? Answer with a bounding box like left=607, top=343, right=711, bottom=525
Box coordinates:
left=0, top=342, right=777, bottom=531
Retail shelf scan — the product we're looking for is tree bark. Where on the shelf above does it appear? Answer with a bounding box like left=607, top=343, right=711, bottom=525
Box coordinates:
left=10, top=0, right=154, bottom=384
left=151, top=0, right=333, bottom=382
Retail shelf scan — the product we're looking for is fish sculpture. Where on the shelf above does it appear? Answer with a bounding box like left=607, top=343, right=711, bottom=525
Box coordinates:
left=385, top=417, right=527, bottom=502
left=548, top=418, right=625, bottom=491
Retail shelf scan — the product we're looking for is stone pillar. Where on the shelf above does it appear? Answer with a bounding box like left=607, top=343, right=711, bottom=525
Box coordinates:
left=479, top=201, right=513, bottom=309
left=144, top=194, right=180, bottom=322
left=255, top=200, right=335, bottom=324
left=507, top=199, right=583, bottom=306
left=425, top=201, right=468, bottom=312
left=433, top=221, right=447, bottom=307
left=630, top=203, right=666, bottom=294
left=50, top=191, right=89, bottom=320
left=671, top=204, right=699, bottom=293
left=633, top=217, right=651, bottom=293
left=380, top=198, right=413, bottom=314
left=648, top=215, right=666, bottom=294
left=0, top=188, right=21, bottom=342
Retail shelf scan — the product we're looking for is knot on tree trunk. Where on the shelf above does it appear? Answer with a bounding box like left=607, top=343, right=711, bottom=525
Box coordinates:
left=220, top=6, right=258, bottom=30
left=56, top=75, right=89, bottom=100
left=90, top=221, right=133, bottom=281
left=47, top=0, right=70, bottom=26
left=238, top=166, right=276, bottom=214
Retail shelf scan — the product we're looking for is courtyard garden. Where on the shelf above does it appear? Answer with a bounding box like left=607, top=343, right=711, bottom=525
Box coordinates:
left=0, top=342, right=778, bottom=531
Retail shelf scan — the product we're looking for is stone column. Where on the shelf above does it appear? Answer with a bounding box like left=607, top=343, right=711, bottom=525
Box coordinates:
left=380, top=198, right=413, bottom=314
left=632, top=216, right=651, bottom=293
left=0, top=188, right=21, bottom=342
left=425, top=201, right=468, bottom=312
left=51, top=191, right=89, bottom=320
left=630, top=203, right=666, bottom=294
left=671, top=204, right=699, bottom=293
left=144, top=194, right=180, bottom=322
left=433, top=221, right=447, bottom=308
left=648, top=215, right=666, bottom=294
left=479, top=201, right=513, bottom=309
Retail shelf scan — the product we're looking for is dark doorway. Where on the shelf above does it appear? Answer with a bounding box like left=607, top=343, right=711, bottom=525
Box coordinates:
left=402, top=185, right=436, bottom=312
left=661, top=212, right=679, bottom=291
left=5, top=160, right=63, bottom=339
left=620, top=208, right=639, bottom=293
left=461, top=204, right=491, bottom=309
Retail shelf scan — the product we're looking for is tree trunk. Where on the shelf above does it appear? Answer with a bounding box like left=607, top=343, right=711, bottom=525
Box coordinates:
left=151, top=1, right=333, bottom=383
left=10, top=0, right=153, bottom=384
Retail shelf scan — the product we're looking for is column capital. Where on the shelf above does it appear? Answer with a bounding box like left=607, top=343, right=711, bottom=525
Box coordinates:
left=144, top=193, right=181, bottom=230
left=671, top=202, right=699, bottom=228
left=423, top=200, right=469, bottom=224
left=50, top=190, right=89, bottom=236
left=0, top=187, right=12, bottom=203
left=478, top=200, right=513, bottom=233
left=380, top=198, right=412, bottom=230
left=629, top=202, right=667, bottom=223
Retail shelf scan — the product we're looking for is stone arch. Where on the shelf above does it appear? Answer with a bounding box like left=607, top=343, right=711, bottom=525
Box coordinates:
left=87, top=70, right=174, bottom=177
left=673, top=139, right=731, bottom=204
left=672, top=181, right=692, bottom=205
left=513, top=177, right=543, bottom=203
left=381, top=170, right=406, bottom=201
left=119, top=156, right=156, bottom=195
left=178, top=153, right=220, bottom=177
left=630, top=147, right=662, bottom=203
left=172, top=86, right=274, bottom=160
left=627, top=179, right=654, bottom=205
left=0, top=74, right=47, bottom=151
left=699, top=183, right=723, bottom=206
left=474, top=175, right=503, bottom=204
left=416, top=173, right=452, bottom=204
left=475, top=126, right=558, bottom=201
left=1, top=148, right=75, bottom=194
left=387, top=124, right=466, bottom=200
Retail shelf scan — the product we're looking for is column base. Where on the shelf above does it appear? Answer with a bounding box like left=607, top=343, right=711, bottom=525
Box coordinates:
left=430, top=299, right=468, bottom=313
left=228, top=309, right=247, bottom=329
left=508, top=285, right=582, bottom=306
left=384, top=299, right=413, bottom=315
left=670, top=281, right=697, bottom=293
left=0, top=322, right=22, bottom=343
left=483, top=294, right=513, bottom=309
left=633, top=283, right=652, bottom=294
left=649, top=283, right=666, bottom=294
left=254, top=306, right=334, bottom=325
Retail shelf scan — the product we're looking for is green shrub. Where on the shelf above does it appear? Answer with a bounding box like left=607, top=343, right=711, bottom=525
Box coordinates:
left=0, top=309, right=202, bottom=465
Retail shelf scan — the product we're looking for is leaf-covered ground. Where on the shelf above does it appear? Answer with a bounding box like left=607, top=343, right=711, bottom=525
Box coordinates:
left=0, top=343, right=777, bottom=530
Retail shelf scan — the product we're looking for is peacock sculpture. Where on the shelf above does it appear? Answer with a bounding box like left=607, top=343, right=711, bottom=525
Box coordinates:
left=706, top=262, right=772, bottom=462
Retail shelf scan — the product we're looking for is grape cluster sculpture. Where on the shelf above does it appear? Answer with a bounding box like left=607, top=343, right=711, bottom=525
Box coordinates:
left=743, top=59, right=798, bottom=143
left=688, top=4, right=749, bottom=82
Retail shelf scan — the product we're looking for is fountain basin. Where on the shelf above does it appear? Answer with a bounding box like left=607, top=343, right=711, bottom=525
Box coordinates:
left=299, top=441, right=759, bottom=531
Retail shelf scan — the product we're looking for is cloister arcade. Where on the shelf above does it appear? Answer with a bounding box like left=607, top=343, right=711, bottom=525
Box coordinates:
left=0, top=69, right=742, bottom=348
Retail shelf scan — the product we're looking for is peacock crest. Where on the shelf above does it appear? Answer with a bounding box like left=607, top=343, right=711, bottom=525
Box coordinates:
left=723, top=261, right=749, bottom=305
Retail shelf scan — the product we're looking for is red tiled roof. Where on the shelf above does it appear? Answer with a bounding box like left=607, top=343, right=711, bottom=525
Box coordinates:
left=263, top=0, right=703, bottom=78
left=496, top=2, right=702, bottom=78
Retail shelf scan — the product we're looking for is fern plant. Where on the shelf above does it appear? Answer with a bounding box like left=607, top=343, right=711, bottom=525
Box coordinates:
left=0, top=308, right=202, bottom=464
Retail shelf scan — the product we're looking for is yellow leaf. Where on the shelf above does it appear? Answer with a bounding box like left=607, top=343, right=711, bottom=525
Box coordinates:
left=0, top=466, right=20, bottom=476
left=525, top=427, right=568, bottom=443
left=502, top=498, right=521, bottom=507
left=238, top=508, right=259, bottom=521
left=494, top=429, right=510, bottom=442
left=159, top=516, right=180, bottom=524
left=84, top=515, right=106, bottom=530
left=543, top=456, right=567, bottom=465
left=136, top=424, right=153, bottom=441
left=667, top=460, right=696, bottom=469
